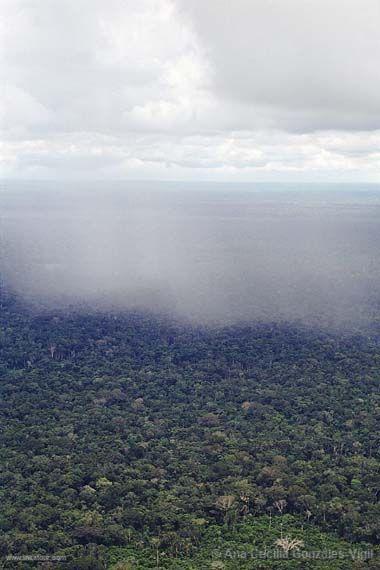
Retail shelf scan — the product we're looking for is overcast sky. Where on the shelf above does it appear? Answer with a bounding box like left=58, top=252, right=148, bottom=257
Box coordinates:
left=1, top=0, right=380, bottom=182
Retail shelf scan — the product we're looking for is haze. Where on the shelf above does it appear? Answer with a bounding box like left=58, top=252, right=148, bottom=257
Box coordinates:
left=1, top=1, right=380, bottom=326
left=2, top=182, right=380, bottom=328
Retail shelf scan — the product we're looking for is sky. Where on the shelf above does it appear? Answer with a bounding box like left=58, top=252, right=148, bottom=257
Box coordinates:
left=1, top=0, right=380, bottom=182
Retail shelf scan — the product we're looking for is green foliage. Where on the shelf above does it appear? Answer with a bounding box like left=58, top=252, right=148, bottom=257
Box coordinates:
left=0, top=293, right=379, bottom=567
left=106, top=515, right=376, bottom=569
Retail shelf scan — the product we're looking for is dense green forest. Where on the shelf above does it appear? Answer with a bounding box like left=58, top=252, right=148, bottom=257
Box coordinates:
left=0, top=292, right=379, bottom=568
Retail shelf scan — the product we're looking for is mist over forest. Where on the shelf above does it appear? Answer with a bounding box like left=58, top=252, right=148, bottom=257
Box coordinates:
left=2, top=0, right=380, bottom=565
left=2, top=181, right=380, bottom=328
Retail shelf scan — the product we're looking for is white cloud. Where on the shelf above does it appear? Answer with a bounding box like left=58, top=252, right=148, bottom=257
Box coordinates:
left=1, top=0, right=379, bottom=180
left=178, top=0, right=380, bottom=131
left=2, top=130, right=379, bottom=182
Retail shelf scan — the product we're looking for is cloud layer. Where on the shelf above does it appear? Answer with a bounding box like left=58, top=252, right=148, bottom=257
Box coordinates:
left=1, top=0, right=380, bottom=180
left=179, top=0, right=380, bottom=131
